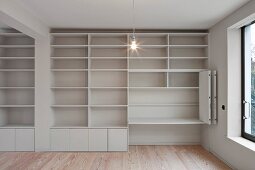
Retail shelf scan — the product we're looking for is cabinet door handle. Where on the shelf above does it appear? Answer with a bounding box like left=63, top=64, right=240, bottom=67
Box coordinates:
left=243, top=100, right=251, bottom=119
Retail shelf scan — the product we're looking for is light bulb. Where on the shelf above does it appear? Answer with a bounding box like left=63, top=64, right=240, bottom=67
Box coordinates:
left=131, top=39, right=137, bottom=50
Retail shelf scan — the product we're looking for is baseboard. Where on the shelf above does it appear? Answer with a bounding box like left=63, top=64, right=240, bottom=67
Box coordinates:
left=129, top=142, right=200, bottom=145
left=209, top=150, right=235, bottom=169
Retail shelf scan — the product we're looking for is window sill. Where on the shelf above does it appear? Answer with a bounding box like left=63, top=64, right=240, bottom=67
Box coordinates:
left=228, top=137, right=255, bottom=152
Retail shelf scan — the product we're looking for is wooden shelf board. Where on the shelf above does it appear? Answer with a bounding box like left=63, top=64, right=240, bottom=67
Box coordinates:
left=0, top=45, right=34, bottom=48
left=51, top=105, right=89, bottom=108
left=168, top=69, right=207, bottom=72
left=51, top=69, right=88, bottom=72
left=90, top=105, right=128, bottom=107
left=51, top=45, right=88, bottom=48
left=129, top=57, right=168, bottom=59
left=129, top=87, right=199, bottom=90
left=0, top=124, right=35, bottom=129
left=90, top=57, right=127, bottom=59
left=51, top=87, right=88, bottom=89
left=0, top=69, right=34, bottom=72
left=129, top=69, right=207, bottom=73
left=0, top=105, right=35, bottom=108
left=0, top=57, right=34, bottom=59
left=128, top=118, right=204, bottom=125
left=136, top=45, right=168, bottom=48
left=169, top=45, right=208, bottom=48
left=129, top=103, right=199, bottom=106
left=0, top=87, right=34, bottom=89
left=90, top=87, right=128, bottom=89
left=51, top=57, right=88, bottom=59
left=90, top=69, right=127, bottom=71
left=51, top=33, right=89, bottom=36
left=90, top=45, right=128, bottom=48
left=129, top=69, right=168, bottom=73
left=169, top=57, right=208, bottom=59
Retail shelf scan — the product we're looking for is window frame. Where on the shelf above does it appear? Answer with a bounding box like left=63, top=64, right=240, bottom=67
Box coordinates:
left=241, top=21, right=255, bottom=142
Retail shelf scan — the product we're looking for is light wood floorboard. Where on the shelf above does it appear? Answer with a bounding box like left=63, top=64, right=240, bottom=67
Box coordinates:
left=0, top=145, right=231, bottom=170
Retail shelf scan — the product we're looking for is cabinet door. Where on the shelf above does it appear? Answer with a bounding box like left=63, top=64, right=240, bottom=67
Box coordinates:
left=0, top=129, right=15, bottom=151
left=16, top=129, right=34, bottom=151
left=89, top=129, right=107, bottom=151
left=108, top=129, right=128, bottom=151
left=69, top=129, right=88, bottom=151
left=51, top=129, right=69, bottom=151
left=199, top=70, right=211, bottom=124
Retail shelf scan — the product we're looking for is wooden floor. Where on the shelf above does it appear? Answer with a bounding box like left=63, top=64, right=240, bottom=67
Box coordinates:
left=0, top=145, right=231, bottom=170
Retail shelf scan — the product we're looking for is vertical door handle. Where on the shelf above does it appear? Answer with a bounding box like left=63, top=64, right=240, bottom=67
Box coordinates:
left=243, top=100, right=251, bottom=119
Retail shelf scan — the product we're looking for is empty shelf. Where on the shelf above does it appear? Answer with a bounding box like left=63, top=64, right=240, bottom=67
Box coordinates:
left=0, top=45, right=34, bottom=48
left=51, top=105, right=89, bottom=108
left=0, top=105, right=35, bottom=108
left=129, top=103, right=199, bottom=106
left=0, top=124, right=35, bottom=128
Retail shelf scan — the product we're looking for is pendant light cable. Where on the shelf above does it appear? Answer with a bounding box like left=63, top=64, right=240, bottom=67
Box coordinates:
left=132, top=0, right=135, bottom=37
left=131, top=0, right=137, bottom=50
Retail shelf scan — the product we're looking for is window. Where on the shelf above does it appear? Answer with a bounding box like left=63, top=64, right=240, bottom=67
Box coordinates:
left=242, top=22, right=255, bottom=142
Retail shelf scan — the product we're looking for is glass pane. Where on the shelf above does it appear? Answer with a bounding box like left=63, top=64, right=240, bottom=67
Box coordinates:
left=244, top=23, right=255, bottom=137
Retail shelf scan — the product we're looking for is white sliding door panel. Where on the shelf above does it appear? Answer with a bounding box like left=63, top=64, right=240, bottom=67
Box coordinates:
left=199, top=71, right=211, bottom=124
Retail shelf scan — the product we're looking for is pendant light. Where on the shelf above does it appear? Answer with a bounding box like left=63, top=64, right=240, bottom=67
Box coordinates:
left=130, top=0, right=137, bottom=50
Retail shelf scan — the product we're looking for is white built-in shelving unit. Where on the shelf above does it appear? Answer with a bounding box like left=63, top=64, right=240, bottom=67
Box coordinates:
left=50, top=32, right=208, bottom=127
left=0, top=30, right=35, bottom=128
left=0, top=29, right=35, bottom=152
left=49, top=32, right=209, bottom=150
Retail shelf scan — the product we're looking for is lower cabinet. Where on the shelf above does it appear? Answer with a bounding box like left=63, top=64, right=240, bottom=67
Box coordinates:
left=16, top=129, right=35, bottom=151
left=51, top=129, right=89, bottom=151
left=89, top=129, right=107, bottom=151
left=0, top=129, right=15, bottom=151
left=108, top=129, right=128, bottom=151
left=50, top=129, right=69, bottom=151
left=0, top=128, right=34, bottom=151
left=69, top=129, right=89, bottom=151
left=50, top=128, right=128, bottom=151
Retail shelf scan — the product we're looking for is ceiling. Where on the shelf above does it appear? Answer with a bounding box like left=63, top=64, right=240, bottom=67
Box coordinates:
left=17, top=0, right=250, bottom=29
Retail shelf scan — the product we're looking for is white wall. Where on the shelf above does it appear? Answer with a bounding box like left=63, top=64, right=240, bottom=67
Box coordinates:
left=0, top=0, right=49, bottom=38
left=202, top=1, right=255, bottom=169
left=35, top=38, right=51, bottom=151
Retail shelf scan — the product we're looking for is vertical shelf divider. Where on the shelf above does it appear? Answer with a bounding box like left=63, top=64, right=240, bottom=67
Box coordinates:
left=127, top=34, right=130, bottom=126
left=167, top=34, right=170, bottom=87
left=88, top=34, right=91, bottom=128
